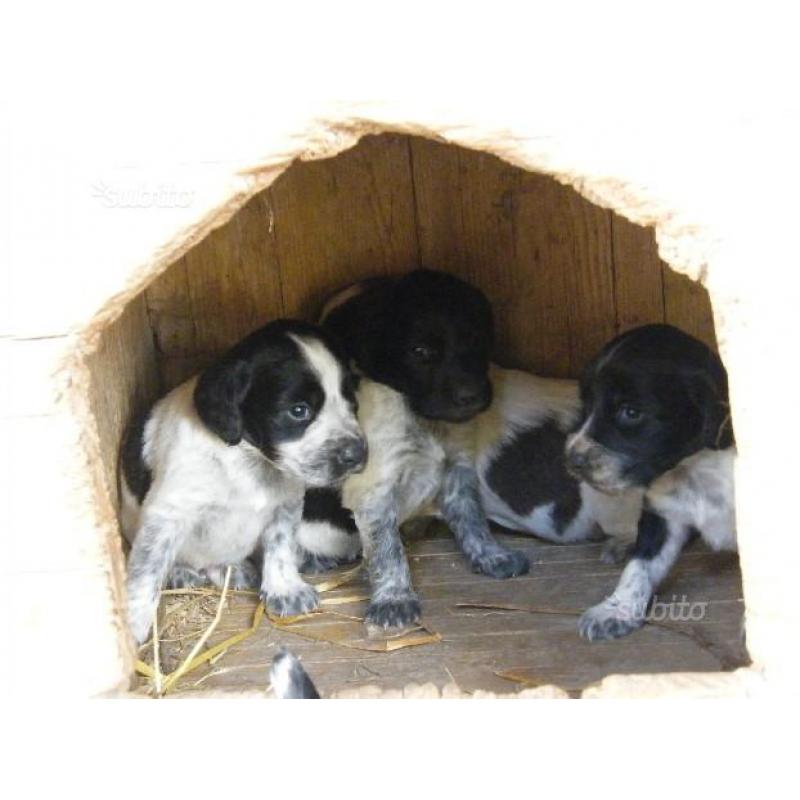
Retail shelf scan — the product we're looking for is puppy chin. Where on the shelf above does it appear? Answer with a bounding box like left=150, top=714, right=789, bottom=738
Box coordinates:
left=412, top=398, right=490, bottom=424
left=566, top=452, right=636, bottom=495
left=575, top=461, right=637, bottom=495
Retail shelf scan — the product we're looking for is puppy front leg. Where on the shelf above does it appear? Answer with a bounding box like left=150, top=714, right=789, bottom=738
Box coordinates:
left=579, top=510, right=691, bottom=641
left=260, top=498, right=320, bottom=617
left=356, top=493, right=421, bottom=633
left=126, top=514, right=186, bottom=644
left=440, top=460, right=530, bottom=578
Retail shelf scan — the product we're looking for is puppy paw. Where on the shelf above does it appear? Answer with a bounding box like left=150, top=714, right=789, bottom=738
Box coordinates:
left=469, top=548, right=530, bottom=579
left=579, top=600, right=645, bottom=641
left=365, top=594, right=421, bottom=633
left=298, top=549, right=360, bottom=575
left=127, top=607, right=154, bottom=646
left=263, top=583, right=320, bottom=617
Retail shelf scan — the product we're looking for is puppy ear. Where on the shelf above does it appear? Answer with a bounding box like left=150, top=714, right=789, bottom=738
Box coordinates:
left=194, top=359, right=253, bottom=445
left=324, top=281, right=395, bottom=379
left=686, top=370, right=733, bottom=449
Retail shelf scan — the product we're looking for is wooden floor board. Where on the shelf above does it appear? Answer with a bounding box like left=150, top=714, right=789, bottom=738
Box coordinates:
left=154, top=527, right=747, bottom=697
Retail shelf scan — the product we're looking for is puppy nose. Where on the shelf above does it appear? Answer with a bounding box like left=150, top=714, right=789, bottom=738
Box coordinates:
left=336, top=438, right=367, bottom=471
left=453, top=385, right=483, bottom=407
left=566, top=449, right=589, bottom=473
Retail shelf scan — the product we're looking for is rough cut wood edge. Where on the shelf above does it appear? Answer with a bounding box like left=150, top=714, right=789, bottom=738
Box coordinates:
left=114, top=667, right=772, bottom=699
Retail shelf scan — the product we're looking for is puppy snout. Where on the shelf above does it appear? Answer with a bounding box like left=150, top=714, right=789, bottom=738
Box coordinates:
left=452, top=379, right=490, bottom=409
left=335, top=437, right=367, bottom=473
left=565, top=447, right=590, bottom=475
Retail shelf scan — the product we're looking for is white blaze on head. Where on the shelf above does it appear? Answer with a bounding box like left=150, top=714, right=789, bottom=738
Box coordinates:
left=566, top=413, right=595, bottom=455
left=273, top=334, right=362, bottom=484
left=290, top=334, right=357, bottom=430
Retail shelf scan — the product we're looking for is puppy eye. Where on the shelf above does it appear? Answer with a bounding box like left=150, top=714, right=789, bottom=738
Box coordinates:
left=288, top=403, right=312, bottom=422
left=616, top=404, right=643, bottom=426
left=410, top=344, right=436, bottom=362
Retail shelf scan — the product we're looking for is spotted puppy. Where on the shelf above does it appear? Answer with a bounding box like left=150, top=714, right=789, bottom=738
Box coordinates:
left=120, top=320, right=366, bottom=644
left=475, top=365, right=643, bottom=554
left=565, top=324, right=736, bottom=641
left=300, top=269, right=530, bottom=633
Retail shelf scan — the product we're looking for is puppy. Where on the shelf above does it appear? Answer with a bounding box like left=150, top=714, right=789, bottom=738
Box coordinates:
left=300, top=269, right=530, bottom=633
left=565, top=324, right=736, bottom=640
left=475, top=366, right=643, bottom=553
left=120, top=320, right=366, bottom=644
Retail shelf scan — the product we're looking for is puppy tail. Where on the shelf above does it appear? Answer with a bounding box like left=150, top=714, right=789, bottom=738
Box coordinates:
left=270, top=650, right=320, bottom=699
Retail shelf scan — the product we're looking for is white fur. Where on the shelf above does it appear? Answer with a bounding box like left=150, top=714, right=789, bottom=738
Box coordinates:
left=279, top=334, right=362, bottom=486
left=122, top=332, right=364, bottom=644
left=647, top=447, right=737, bottom=552
left=122, top=379, right=297, bottom=570
left=296, top=520, right=361, bottom=561
left=342, top=379, right=445, bottom=534
left=579, top=447, right=737, bottom=639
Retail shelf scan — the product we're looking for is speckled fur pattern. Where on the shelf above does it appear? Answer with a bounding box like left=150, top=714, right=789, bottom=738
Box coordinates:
left=121, top=379, right=318, bottom=643
left=579, top=448, right=736, bottom=640
left=571, top=325, right=737, bottom=641
left=120, top=323, right=364, bottom=644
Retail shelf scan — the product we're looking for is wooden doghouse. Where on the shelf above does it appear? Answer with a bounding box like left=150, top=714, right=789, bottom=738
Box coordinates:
left=5, top=97, right=798, bottom=698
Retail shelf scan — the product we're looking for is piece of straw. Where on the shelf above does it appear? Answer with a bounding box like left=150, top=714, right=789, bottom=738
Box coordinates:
left=152, top=607, right=162, bottom=695
left=161, top=566, right=232, bottom=693
left=310, top=563, right=363, bottom=592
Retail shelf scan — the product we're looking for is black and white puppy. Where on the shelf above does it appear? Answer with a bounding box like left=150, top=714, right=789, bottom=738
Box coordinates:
left=300, top=270, right=530, bottom=633
left=565, top=324, right=736, bottom=641
left=474, top=365, right=643, bottom=553
left=120, top=320, right=366, bottom=644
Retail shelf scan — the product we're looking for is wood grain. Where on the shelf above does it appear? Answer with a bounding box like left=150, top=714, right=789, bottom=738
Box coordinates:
left=141, top=132, right=717, bottom=393
left=270, top=133, right=419, bottom=319
left=153, top=528, right=747, bottom=697
left=611, top=214, right=666, bottom=334
left=663, top=266, right=718, bottom=350
left=86, top=294, right=160, bottom=497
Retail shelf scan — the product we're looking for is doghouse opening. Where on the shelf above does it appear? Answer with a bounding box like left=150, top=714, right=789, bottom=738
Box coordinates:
left=85, top=133, right=747, bottom=696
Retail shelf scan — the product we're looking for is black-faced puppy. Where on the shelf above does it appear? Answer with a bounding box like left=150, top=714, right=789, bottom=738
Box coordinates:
left=302, top=269, right=529, bottom=633
left=565, top=324, right=736, bottom=640
left=120, top=320, right=366, bottom=644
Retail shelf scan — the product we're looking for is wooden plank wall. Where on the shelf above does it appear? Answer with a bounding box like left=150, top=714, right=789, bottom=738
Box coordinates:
left=86, top=294, right=161, bottom=501
left=143, top=133, right=716, bottom=390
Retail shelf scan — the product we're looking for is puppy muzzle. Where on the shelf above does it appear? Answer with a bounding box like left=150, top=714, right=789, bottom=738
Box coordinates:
left=565, top=435, right=632, bottom=495
left=333, top=435, right=368, bottom=476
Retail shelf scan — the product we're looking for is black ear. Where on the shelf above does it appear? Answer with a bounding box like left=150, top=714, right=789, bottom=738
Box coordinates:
left=194, top=359, right=253, bottom=445
left=686, top=369, right=733, bottom=449
left=324, top=280, right=395, bottom=380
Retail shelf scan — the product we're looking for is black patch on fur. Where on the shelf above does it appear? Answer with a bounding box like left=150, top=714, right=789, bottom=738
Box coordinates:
left=631, top=510, right=668, bottom=560
left=303, top=488, right=358, bottom=534
left=323, top=269, right=494, bottom=423
left=486, top=420, right=582, bottom=533
left=120, top=410, right=152, bottom=503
